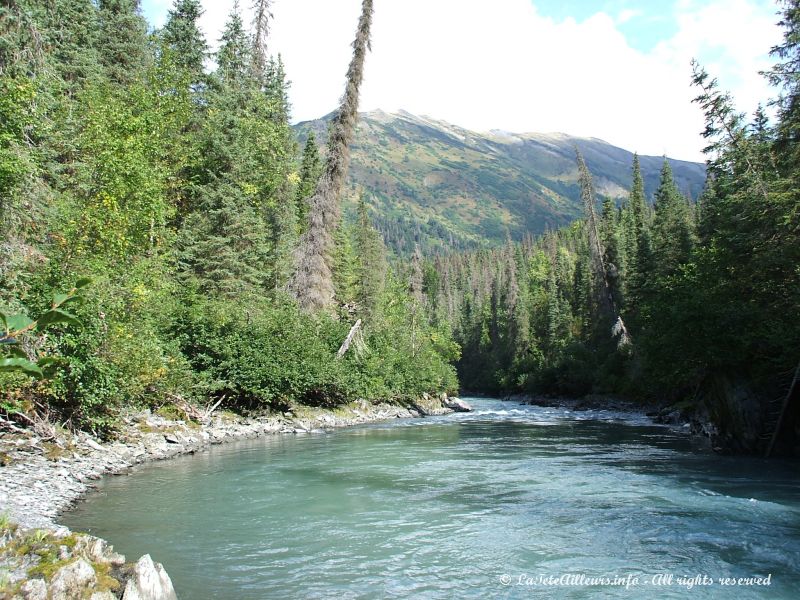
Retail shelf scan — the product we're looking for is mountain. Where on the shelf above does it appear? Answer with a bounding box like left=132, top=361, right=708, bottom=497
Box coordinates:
left=294, top=110, right=706, bottom=254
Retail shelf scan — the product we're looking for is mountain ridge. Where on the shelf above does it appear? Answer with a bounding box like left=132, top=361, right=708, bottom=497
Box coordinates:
left=294, top=110, right=706, bottom=253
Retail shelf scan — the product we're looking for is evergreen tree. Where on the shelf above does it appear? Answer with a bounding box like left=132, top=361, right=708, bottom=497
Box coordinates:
left=177, top=184, right=271, bottom=297
left=629, top=153, right=648, bottom=230
left=42, top=0, right=101, bottom=94
left=764, top=0, right=800, bottom=169
left=291, top=0, right=374, bottom=312
left=650, top=159, right=695, bottom=277
left=354, top=194, right=386, bottom=316
left=177, top=6, right=278, bottom=296
left=216, top=6, right=250, bottom=84
left=97, top=0, right=150, bottom=85
left=251, top=0, right=273, bottom=80
left=296, top=133, right=323, bottom=232
left=161, top=0, right=207, bottom=84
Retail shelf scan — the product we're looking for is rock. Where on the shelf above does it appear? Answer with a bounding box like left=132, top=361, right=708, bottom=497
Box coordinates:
left=83, top=437, right=105, bottom=452
left=163, top=434, right=180, bottom=444
left=49, top=559, right=97, bottom=600
left=122, top=554, right=177, bottom=600
left=443, top=397, right=472, bottom=412
left=20, top=578, right=47, bottom=600
left=90, top=592, right=117, bottom=600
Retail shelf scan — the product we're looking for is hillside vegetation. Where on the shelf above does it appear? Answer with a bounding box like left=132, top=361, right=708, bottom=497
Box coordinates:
left=297, top=110, right=705, bottom=253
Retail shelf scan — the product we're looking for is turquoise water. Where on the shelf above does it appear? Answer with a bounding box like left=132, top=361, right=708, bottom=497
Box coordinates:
left=63, top=398, right=800, bottom=599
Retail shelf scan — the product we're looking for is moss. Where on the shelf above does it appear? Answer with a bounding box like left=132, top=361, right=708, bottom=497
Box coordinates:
left=0, top=577, right=23, bottom=597
left=216, top=409, right=239, bottom=422
left=155, top=405, right=184, bottom=421
left=0, top=452, right=13, bottom=466
left=27, top=556, right=74, bottom=580
left=136, top=423, right=180, bottom=435
left=91, top=560, right=120, bottom=593
left=41, top=441, right=77, bottom=462
left=0, top=513, right=16, bottom=537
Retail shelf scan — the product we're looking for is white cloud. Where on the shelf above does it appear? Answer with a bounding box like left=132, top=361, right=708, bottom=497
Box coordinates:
left=191, top=0, right=781, bottom=162
left=616, top=8, right=643, bottom=24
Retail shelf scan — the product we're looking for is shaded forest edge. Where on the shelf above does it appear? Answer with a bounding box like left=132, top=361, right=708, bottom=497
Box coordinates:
left=431, top=36, right=800, bottom=454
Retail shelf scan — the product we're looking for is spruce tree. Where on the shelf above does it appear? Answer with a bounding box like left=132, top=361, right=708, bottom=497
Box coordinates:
left=290, top=0, right=374, bottom=312
left=576, top=149, right=631, bottom=347
left=97, top=0, right=150, bottom=85
left=296, top=133, right=323, bottom=232
left=43, top=0, right=101, bottom=94
left=354, top=194, right=386, bottom=316
left=629, top=153, right=648, bottom=230
left=161, top=0, right=207, bottom=84
left=251, top=0, right=273, bottom=80
left=651, top=159, right=695, bottom=277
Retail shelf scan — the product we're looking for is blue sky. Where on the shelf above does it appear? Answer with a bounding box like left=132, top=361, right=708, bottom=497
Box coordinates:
left=139, top=0, right=782, bottom=161
left=532, top=0, right=681, bottom=51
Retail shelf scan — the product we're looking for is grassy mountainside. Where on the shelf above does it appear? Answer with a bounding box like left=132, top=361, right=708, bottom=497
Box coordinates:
left=295, top=110, right=706, bottom=253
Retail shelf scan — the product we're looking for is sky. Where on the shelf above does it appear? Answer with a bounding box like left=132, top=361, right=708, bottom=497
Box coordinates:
left=140, top=0, right=783, bottom=162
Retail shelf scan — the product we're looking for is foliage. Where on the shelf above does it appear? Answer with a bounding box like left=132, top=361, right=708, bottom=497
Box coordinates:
left=0, top=0, right=453, bottom=435
left=0, top=279, right=90, bottom=378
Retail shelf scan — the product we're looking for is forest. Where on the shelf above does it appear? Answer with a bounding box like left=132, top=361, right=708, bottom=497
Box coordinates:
left=1, top=0, right=799, bottom=455
left=0, top=0, right=458, bottom=437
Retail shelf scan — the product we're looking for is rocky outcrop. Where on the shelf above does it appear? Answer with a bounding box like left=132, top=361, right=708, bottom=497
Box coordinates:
left=443, top=397, right=472, bottom=412
left=49, top=559, right=97, bottom=600
left=121, top=555, right=176, bottom=600
left=410, top=393, right=460, bottom=416
left=0, top=522, right=131, bottom=600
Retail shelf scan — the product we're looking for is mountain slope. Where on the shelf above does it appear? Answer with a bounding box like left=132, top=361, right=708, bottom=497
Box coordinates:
left=295, top=110, right=706, bottom=253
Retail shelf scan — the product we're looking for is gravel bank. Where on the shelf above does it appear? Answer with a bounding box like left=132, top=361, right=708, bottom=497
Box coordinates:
left=0, top=395, right=456, bottom=598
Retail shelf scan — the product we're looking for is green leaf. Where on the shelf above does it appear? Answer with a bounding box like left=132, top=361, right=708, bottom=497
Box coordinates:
left=37, top=356, right=62, bottom=378
left=36, top=309, right=82, bottom=331
left=74, top=278, right=92, bottom=289
left=52, top=293, right=82, bottom=308
left=6, top=314, right=34, bottom=333
left=0, top=357, right=43, bottom=378
left=0, top=311, right=6, bottom=333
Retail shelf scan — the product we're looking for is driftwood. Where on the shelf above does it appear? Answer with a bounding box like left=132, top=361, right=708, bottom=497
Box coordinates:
left=337, top=319, right=362, bottom=359
left=1, top=403, right=58, bottom=441
left=170, top=394, right=225, bottom=423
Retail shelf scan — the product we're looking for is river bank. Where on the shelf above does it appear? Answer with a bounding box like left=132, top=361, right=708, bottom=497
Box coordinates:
left=509, top=393, right=719, bottom=447
left=0, top=394, right=457, bottom=598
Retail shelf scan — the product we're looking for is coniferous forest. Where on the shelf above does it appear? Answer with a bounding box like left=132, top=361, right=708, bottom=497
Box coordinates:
left=1, top=0, right=799, bottom=456
left=0, top=0, right=458, bottom=437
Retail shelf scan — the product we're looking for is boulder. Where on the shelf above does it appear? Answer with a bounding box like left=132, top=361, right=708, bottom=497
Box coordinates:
left=443, top=397, right=473, bottom=412
left=49, top=559, right=97, bottom=600
left=122, top=554, right=177, bottom=600
left=19, top=578, right=47, bottom=600
left=90, top=592, right=118, bottom=600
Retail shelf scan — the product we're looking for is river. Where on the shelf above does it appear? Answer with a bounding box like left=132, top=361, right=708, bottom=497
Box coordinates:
left=62, top=398, right=800, bottom=598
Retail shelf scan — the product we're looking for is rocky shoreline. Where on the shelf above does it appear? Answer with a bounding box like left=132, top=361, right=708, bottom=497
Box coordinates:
left=0, top=394, right=460, bottom=599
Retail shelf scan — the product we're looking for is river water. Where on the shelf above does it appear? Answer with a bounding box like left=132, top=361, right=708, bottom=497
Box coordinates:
left=63, top=398, right=800, bottom=599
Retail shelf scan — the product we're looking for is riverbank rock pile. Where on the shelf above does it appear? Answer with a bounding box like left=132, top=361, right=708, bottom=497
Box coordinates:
left=0, top=395, right=457, bottom=598
left=0, top=519, right=176, bottom=599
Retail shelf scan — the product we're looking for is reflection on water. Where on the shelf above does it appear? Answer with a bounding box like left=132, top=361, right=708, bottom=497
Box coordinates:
left=63, top=399, right=800, bottom=599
